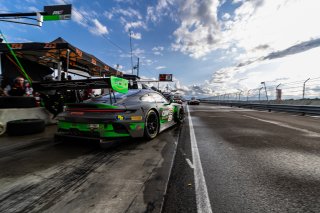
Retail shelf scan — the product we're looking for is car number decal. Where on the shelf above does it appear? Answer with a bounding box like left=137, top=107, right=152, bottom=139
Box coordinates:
left=162, top=107, right=173, bottom=121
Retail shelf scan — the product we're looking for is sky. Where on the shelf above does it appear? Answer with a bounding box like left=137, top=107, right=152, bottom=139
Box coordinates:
left=0, top=0, right=320, bottom=98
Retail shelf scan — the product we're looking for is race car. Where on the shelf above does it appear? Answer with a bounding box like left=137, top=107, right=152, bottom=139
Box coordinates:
left=188, top=97, right=200, bottom=105
left=55, top=89, right=185, bottom=146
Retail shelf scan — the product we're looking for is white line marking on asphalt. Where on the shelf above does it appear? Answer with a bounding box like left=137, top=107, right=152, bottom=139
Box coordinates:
left=187, top=105, right=213, bottom=213
left=242, top=115, right=320, bottom=137
left=186, top=158, right=194, bottom=169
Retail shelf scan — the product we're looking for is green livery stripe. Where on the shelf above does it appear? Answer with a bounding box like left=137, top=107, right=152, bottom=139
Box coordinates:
left=101, top=132, right=129, bottom=137
left=91, top=103, right=118, bottom=109
left=129, top=123, right=145, bottom=130
left=173, top=106, right=178, bottom=113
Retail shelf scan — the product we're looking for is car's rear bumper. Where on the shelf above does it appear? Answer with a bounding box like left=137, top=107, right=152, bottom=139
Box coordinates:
left=54, top=132, right=130, bottom=148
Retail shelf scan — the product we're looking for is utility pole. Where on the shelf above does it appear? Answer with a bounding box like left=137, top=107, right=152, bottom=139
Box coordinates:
left=129, top=29, right=133, bottom=74
left=302, top=78, right=310, bottom=99
left=137, top=57, right=139, bottom=77
left=237, top=89, right=243, bottom=101
left=276, top=83, right=281, bottom=101
left=66, top=49, right=70, bottom=77
left=261, top=82, right=268, bottom=101
left=259, top=87, right=263, bottom=102
left=247, top=89, right=251, bottom=101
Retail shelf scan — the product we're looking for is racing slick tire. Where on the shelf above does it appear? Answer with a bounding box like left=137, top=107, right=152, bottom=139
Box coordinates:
left=0, top=122, right=6, bottom=136
left=6, top=119, right=45, bottom=136
left=174, top=107, right=185, bottom=124
left=144, top=109, right=159, bottom=140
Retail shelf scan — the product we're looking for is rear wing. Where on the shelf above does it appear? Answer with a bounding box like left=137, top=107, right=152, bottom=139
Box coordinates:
left=32, top=76, right=128, bottom=94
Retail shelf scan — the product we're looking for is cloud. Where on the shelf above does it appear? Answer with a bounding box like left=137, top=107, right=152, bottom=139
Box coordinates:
left=152, top=46, right=164, bottom=55
left=117, top=8, right=142, bottom=19
left=152, top=46, right=164, bottom=51
left=71, top=7, right=108, bottom=36
left=146, top=6, right=157, bottom=22
left=105, top=7, right=142, bottom=20
left=0, top=5, right=9, bottom=12
left=155, top=66, right=166, bottom=70
left=207, top=46, right=320, bottom=97
left=141, top=58, right=154, bottom=66
left=89, top=19, right=109, bottom=36
left=53, top=0, right=66, bottom=4
left=132, top=48, right=145, bottom=56
left=119, top=19, right=146, bottom=39
left=130, top=32, right=141, bottom=39
left=124, top=20, right=146, bottom=32
left=222, top=13, right=231, bottom=20
left=169, top=0, right=320, bottom=61
left=146, top=0, right=174, bottom=23
left=171, top=0, right=221, bottom=58
left=263, top=38, right=320, bottom=60
left=72, top=8, right=90, bottom=27
left=27, top=6, right=38, bottom=12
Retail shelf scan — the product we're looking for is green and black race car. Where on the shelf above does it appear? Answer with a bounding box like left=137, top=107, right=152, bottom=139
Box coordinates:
left=47, top=77, right=185, bottom=147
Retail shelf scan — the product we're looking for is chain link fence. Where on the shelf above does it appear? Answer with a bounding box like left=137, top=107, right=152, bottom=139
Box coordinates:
left=203, top=77, right=320, bottom=104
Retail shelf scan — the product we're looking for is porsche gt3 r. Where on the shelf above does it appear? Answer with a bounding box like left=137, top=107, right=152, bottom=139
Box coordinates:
left=55, top=89, right=185, bottom=145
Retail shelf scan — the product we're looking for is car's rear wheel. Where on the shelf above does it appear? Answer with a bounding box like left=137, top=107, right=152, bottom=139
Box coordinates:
left=144, top=109, right=159, bottom=139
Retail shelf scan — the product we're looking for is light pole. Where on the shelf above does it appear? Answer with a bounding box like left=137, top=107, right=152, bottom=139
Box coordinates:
left=247, top=89, right=251, bottom=101
left=302, top=78, right=310, bottom=99
left=258, top=87, right=263, bottom=102
left=237, top=89, right=243, bottom=101
left=261, top=82, right=268, bottom=101
left=276, top=83, right=281, bottom=101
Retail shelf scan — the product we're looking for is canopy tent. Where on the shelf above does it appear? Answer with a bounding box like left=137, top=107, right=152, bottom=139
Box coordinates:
left=0, top=37, right=122, bottom=84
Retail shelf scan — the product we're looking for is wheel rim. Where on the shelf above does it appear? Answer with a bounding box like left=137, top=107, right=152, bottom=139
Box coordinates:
left=146, top=112, right=158, bottom=136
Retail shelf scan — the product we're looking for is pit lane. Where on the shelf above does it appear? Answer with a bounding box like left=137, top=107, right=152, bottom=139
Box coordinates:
left=0, top=124, right=181, bottom=212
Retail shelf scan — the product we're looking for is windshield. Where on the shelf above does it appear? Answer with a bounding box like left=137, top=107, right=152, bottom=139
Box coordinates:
left=85, top=89, right=140, bottom=104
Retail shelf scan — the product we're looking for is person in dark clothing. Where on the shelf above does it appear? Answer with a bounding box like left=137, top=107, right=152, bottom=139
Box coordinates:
left=4, top=76, right=26, bottom=96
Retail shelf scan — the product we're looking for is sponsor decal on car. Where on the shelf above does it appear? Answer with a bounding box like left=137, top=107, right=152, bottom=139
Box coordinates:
left=131, top=116, right=143, bottom=121
left=88, top=124, right=99, bottom=129
left=116, top=115, right=125, bottom=120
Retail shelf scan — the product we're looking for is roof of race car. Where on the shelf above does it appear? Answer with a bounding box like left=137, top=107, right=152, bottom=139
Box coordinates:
left=85, top=89, right=163, bottom=104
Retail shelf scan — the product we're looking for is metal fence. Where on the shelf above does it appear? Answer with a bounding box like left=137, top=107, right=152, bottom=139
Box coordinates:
left=200, top=100, right=320, bottom=116
left=202, top=77, right=320, bottom=102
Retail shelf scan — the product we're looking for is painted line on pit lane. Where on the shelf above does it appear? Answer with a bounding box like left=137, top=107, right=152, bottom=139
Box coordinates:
left=186, top=158, right=194, bottom=169
left=242, top=115, right=320, bottom=137
left=187, top=105, right=213, bottom=213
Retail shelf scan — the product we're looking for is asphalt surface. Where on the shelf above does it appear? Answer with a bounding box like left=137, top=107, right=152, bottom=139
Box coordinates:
left=163, top=104, right=320, bottom=213
left=0, top=124, right=181, bottom=213
left=1, top=104, right=320, bottom=213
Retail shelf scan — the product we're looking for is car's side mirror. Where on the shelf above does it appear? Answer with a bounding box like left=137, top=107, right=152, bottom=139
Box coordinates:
left=165, top=99, right=173, bottom=105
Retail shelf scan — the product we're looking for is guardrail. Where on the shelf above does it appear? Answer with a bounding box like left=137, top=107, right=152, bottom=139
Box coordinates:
left=200, top=100, right=320, bottom=116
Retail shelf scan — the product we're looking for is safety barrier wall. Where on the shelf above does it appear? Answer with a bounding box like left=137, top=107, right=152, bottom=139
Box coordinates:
left=200, top=100, right=320, bottom=116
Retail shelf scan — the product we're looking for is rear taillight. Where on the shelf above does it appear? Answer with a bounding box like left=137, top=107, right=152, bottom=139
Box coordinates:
left=66, top=108, right=126, bottom=113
